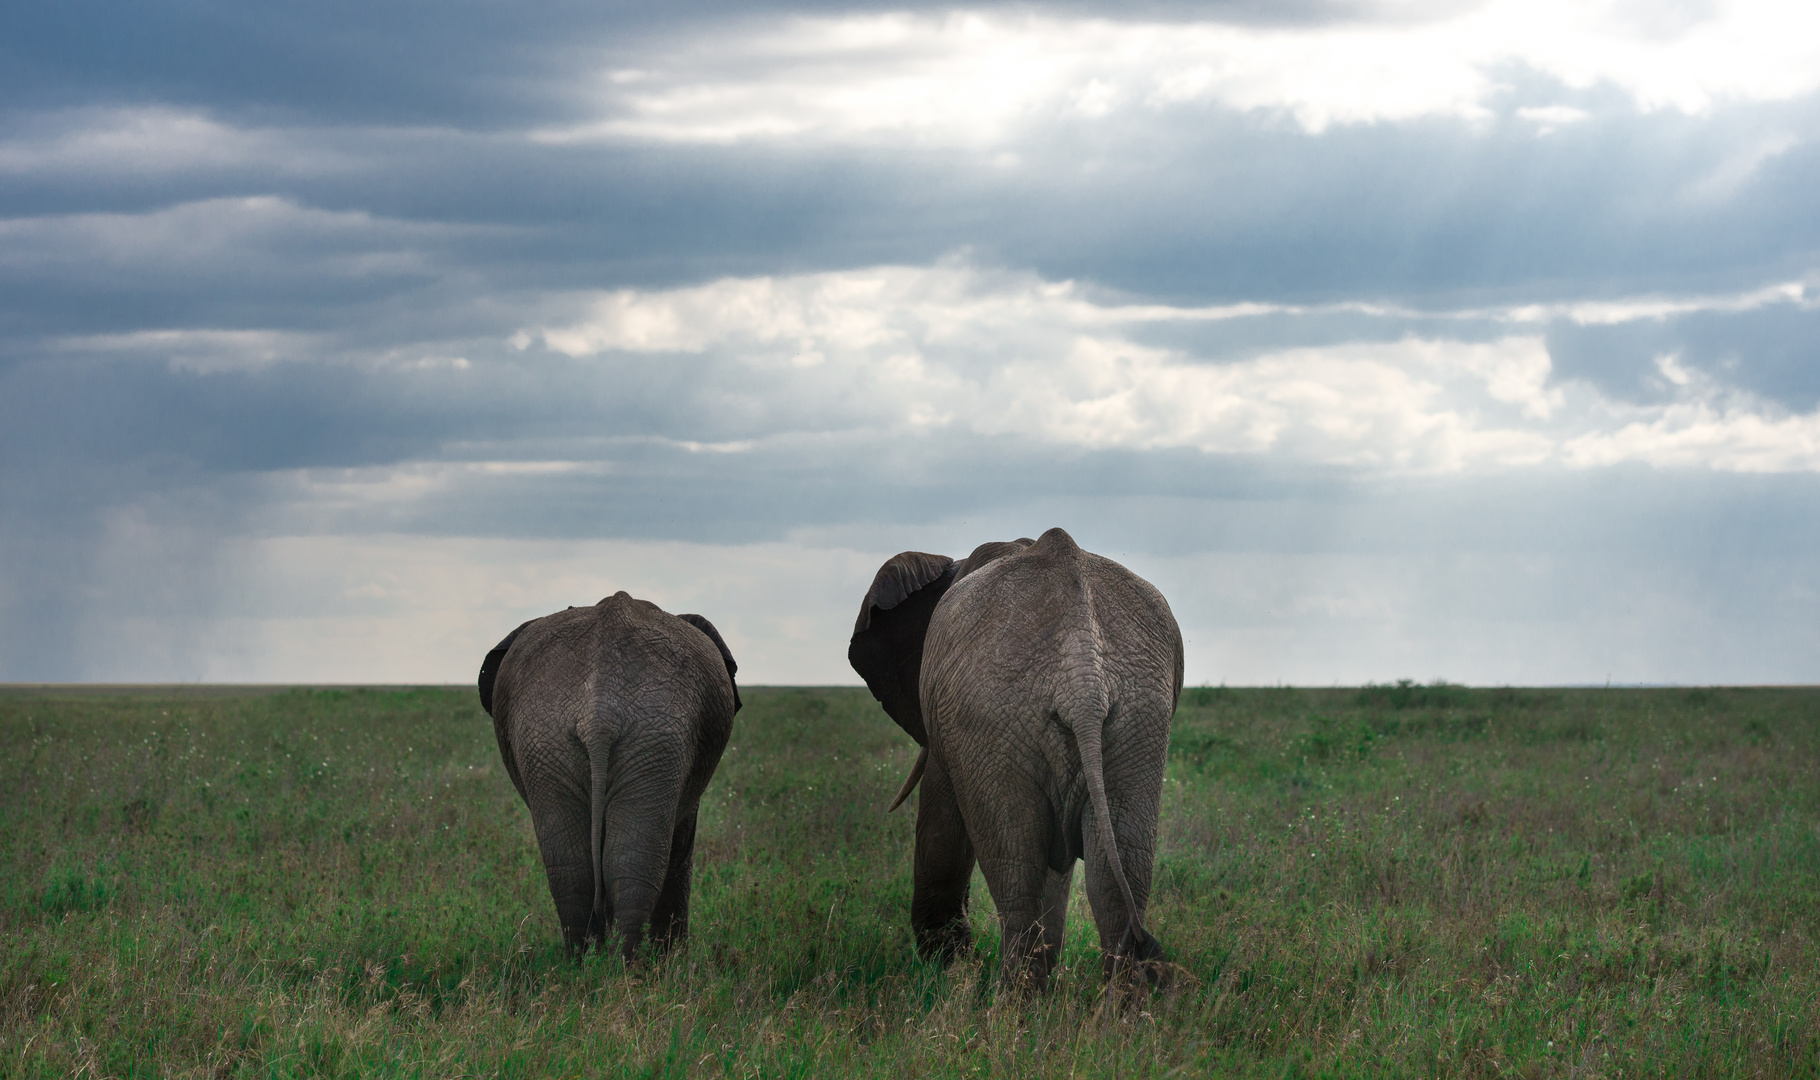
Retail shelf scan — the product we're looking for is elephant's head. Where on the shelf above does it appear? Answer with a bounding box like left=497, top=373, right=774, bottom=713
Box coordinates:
left=847, top=538, right=1034, bottom=746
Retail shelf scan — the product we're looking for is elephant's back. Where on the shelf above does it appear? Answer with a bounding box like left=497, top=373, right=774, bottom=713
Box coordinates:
left=493, top=593, right=736, bottom=739
left=1076, top=551, right=1183, bottom=701
left=922, top=530, right=1181, bottom=718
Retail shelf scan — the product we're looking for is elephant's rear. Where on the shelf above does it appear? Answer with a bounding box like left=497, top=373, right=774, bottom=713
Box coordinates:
left=923, top=529, right=1181, bottom=782
left=923, top=528, right=1180, bottom=973
left=481, top=593, right=740, bottom=957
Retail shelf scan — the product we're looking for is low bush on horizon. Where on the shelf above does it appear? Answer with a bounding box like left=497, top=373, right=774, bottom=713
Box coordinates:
left=2, top=684, right=1817, bottom=1077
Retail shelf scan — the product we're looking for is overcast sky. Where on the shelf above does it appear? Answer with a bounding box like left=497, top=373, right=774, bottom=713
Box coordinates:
left=3, top=0, right=1817, bottom=685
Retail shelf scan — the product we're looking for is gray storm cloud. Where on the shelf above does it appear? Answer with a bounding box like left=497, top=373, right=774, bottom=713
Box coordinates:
left=2, top=0, right=1817, bottom=683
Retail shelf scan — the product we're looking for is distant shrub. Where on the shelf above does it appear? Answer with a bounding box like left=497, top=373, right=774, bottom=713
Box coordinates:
left=1486, top=686, right=1557, bottom=710
left=1683, top=687, right=1733, bottom=711
left=1180, top=685, right=1232, bottom=708
left=1169, top=728, right=1242, bottom=772
left=1355, top=679, right=1470, bottom=710
left=1289, top=715, right=1377, bottom=763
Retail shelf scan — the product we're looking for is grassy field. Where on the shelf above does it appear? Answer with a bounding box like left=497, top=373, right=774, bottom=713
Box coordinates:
left=2, top=683, right=1817, bottom=1078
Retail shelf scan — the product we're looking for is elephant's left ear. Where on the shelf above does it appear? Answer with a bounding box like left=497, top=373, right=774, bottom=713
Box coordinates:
left=848, top=551, right=956, bottom=746
left=678, top=613, right=741, bottom=712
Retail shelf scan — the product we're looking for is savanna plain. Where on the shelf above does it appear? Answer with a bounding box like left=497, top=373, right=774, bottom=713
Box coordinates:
left=2, top=683, right=1817, bottom=1078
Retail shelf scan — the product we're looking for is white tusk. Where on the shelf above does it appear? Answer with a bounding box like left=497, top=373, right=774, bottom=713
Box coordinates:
left=887, top=746, right=928, bottom=813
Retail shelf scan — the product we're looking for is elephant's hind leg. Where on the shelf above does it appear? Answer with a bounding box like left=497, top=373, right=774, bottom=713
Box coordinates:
left=979, top=850, right=1070, bottom=993
left=522, top=730, right=600, bottom=955
left=1037, top=864, right=1073, bottom=978
left=1082, top=805, right=1165, bottom=982
left=598, top=771, right=685, bottom=962
left=649, top=805, right=699, bottom=951
left=542, top=857, right=596, bottom=956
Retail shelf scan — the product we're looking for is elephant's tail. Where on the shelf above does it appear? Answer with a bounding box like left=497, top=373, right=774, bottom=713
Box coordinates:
left=1071, top=690, right=1151, bottom=961
left=589, top=748, right=612, bottom=934
left=1033, top=530, right=1153, bottom=964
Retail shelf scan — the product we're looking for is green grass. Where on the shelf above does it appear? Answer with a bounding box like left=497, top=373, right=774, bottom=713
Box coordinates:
left=2, top=683, right=1817, bottom=1077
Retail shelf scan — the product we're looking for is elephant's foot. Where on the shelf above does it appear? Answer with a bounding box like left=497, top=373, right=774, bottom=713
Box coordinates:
left=643, top=917, right=686, bottom=957
left=914, top=919, right=974, bottom=965
left=996, top=923, right=1062, bottom=996
left=562, top=925, right=598, bottom=960
left=998, top=952, right=1060, bottom=997
left=1101, top=927, right=1169, bottom=988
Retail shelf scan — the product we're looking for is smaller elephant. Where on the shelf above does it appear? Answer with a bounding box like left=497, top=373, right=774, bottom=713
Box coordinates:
left=478, top=592, right=740, bottom=958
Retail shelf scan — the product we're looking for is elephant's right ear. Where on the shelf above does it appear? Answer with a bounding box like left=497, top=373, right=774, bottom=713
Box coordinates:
left=677, top=613, right=741, bottom=713
left=848, top=551, right=956, bottom=746
left=478, top=619, right=536, bottom=718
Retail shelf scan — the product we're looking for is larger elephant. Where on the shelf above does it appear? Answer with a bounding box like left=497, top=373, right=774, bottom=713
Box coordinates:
left=478, top=592, right=741, bottom=959
left=849, top=527, right=1182, bottom=990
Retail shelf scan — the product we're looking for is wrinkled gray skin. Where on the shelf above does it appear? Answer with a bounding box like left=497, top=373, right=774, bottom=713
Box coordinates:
left=478, top=592, right=740, bottom=960
left=849, top=528, right=1183, bottom=990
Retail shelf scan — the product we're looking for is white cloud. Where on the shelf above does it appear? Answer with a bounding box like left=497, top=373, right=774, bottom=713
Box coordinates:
left=0, top=196, right=444, bottom=276
left=1563, top=401, right=1820, bottom=471
left=528, top=265, right=1559, bottom=468
left=536, top=0, right=1820, bottom=145
left=0, top=107, right=336, bottom=177
left=50, top=322, right=494, bottom=376
left=1515, top=104, right=1593, bottom=133
left=1489, top=279, right=1815, bottom=325
left=53, top=328, right=322, bottom=373
left=1682, top=131, right=1802, bottom=201
left=1090, top=278, right=1815, bottom=328
left=522, top=262, right=1820, bottom=474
